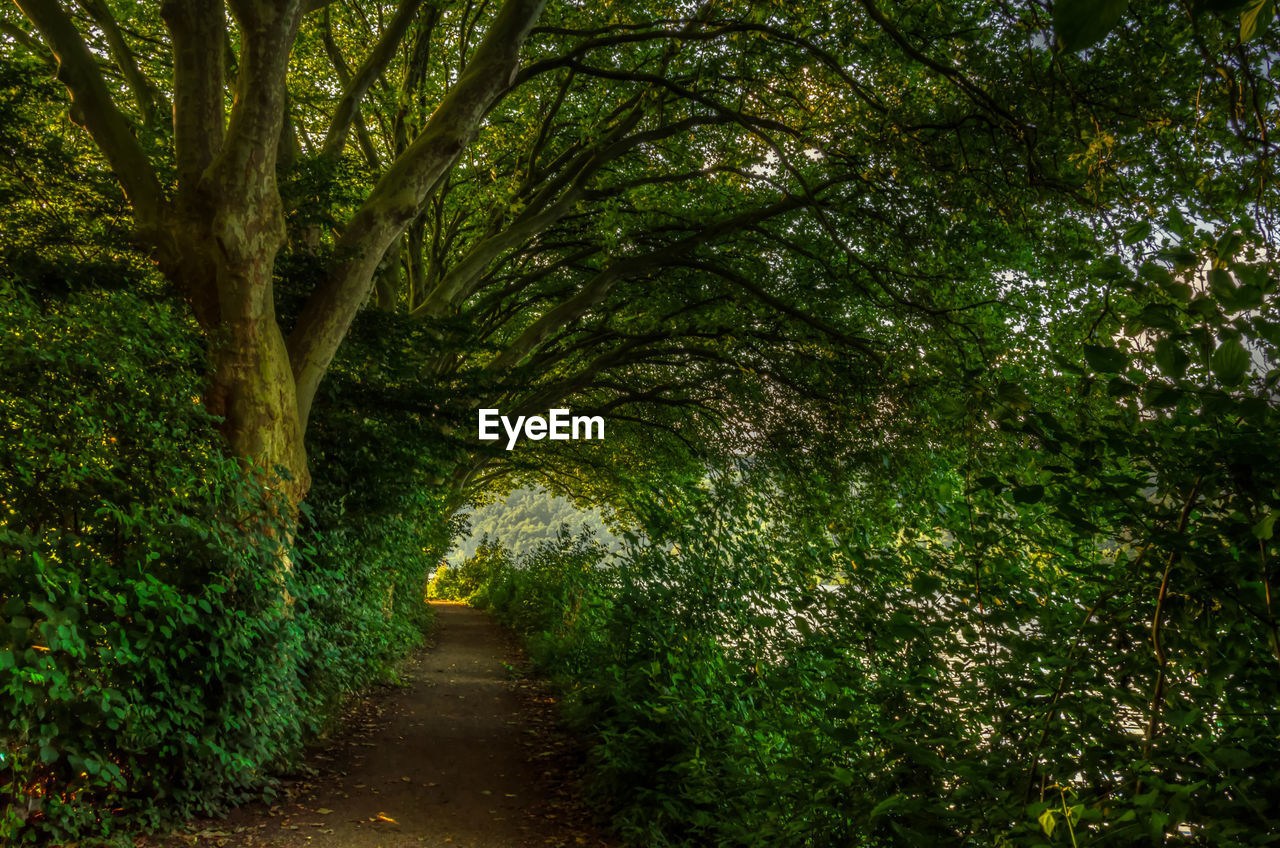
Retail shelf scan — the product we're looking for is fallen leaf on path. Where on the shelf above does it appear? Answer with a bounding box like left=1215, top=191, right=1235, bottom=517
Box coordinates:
left=316, top=808, right=333, bottom=815
left=376, top=813, right=398, bottom=824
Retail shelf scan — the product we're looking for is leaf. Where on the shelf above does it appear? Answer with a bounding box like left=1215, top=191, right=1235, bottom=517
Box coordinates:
left=1253, top=512, right=1277, bottom=540
left=869, top=794, right=904, bottom=819
left=1213, top=746, right=1255, bottom=769
left=375, top=813, right=397, bottom=823
left=1143, top=384, right=1182, bottom=408
left=1209, top=268, right=1237, bottom=302
left=1012, top=484, right=1045, bottom=504
left=1240, top=0, right=1274, bottom=40
left=1153, top=337, right=1189, bottom=379
left=1084, top=344, right=1127, bottom=373
left=1039, top=807, right=1057, bottom=836
left=1210, top=338, right=1250, bottom=386
left=1107, top=376, right=1139, bottom=397
left=912, top=573, right=944, bottom=594
left=1149, top=810, right=1171, bottom=840
left=1054, top=0, right=1130, bottom=51
left=1258, top=319, right=1280, bottom=348
left=1137, top=304, right=1181, bottom=332
left=1122, top=220, right=1151, bottom=245
left=1233, top=284, right=1265, bottom=310
left=997, top=381, right=1032, bottom=410
left=9, top=615, right=31, bottom=642
left=936, top=397, right=967, bottom=419
left=316, top=808, right=334, bottom=815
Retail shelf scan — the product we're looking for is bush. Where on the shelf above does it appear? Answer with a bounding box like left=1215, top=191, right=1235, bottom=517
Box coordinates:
left=0, top=284, right=436, bottom=843
left=472, top=456, right=1280, bottom=846
left=427, top=539, right=507, bottom=601
left=475, top=511, right=881, bottom=847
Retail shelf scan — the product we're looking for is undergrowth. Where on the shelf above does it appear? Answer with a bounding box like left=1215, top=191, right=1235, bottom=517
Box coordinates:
left=0, top=284, right=437, bottom=843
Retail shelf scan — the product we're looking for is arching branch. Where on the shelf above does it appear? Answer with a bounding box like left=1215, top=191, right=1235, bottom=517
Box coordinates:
left=288, top=0, right=548, bottom=431
left=322, top=0, right=425, bottom=159
left=15, top=0, right=165, bottom=230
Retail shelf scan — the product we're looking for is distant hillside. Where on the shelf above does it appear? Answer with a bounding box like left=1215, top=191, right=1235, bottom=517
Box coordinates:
left=448, top=487, right=621, bottom=562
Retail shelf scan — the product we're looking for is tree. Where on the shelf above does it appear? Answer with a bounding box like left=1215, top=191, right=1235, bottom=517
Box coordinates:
left=9, top=0, right=542, bottom=505
left=3, top=0, right=1273, bottom=514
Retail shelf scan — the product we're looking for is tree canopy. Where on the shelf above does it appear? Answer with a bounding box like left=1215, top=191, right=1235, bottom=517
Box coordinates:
left=3, top=0, right=1272, bottom=505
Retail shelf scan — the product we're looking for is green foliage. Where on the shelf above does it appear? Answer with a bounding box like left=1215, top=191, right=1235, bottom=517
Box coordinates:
left=476, top=356, right=1280, bottom=848
left=0, top=48, right=138, bottom=295
left=1054, top=0, right=1276, bottom=50
left=0, top=284, right=295, bottom=841
left=2, top=1, right=1279, bottom=845
left=474, top=492, right=888, bottom=846
left=1054, top=0, right=1130, bottom=52
left=428, top=541, right=508, bottom=601
left=451, top=488, right=620, bottom=563
left=0, top=284, right=436, bottom=843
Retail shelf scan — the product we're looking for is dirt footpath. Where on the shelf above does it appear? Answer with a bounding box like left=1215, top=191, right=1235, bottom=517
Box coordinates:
left=141, top=602, right=613, bottom=848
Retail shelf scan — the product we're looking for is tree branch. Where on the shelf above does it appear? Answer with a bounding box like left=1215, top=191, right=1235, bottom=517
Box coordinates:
left=288, top=0, right=548, bottom=431
left=77, top=0, right=166, bottom=126
left=0, top=20, right=56, bottom=68
left=675, top=259, right=881, bottom=361
left=488, top=196, right=807, bottom=370
left=412, top=95, right=667, bottom=318
left=215, top=0, right=303, bottom=197
left=321, top=0, right=424, bottom=159
left=160, top=0, right=225, bottom=190
left=16, top=0, right=165, bottom=230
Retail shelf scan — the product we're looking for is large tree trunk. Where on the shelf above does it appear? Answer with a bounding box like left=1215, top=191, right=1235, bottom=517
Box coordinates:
left=160, top=198, right=311, bottom=506
left=161, top=0, right=311, bottom=505
left=206, top=305, right=310, bottom=504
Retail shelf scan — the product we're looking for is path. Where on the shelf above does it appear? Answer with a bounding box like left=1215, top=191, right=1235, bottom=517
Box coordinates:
left=142, top=602, right=613, bottom=848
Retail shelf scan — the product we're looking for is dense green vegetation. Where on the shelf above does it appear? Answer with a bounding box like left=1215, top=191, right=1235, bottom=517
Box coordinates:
left=450, top=487, right=619, bottom=562
left=460, top=322, right=1280, bottom=846
left=2, top=0, right=1279, bottom=845
left=429, top=488, right=617, bottom=599
left=0, top=283, right=443, bottom=843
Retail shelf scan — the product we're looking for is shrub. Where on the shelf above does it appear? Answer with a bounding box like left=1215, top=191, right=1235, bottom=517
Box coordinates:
left=0, top=283, right=437, bottom=843
left=475, top=513, right=880, bottom=847
left=472, top=459, right=1280, bottom=846
left=427, top=540, right=507, bottom=602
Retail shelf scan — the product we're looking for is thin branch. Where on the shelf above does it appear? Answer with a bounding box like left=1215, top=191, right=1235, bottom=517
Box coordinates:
left=322, top=0, right=424, bottom=158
